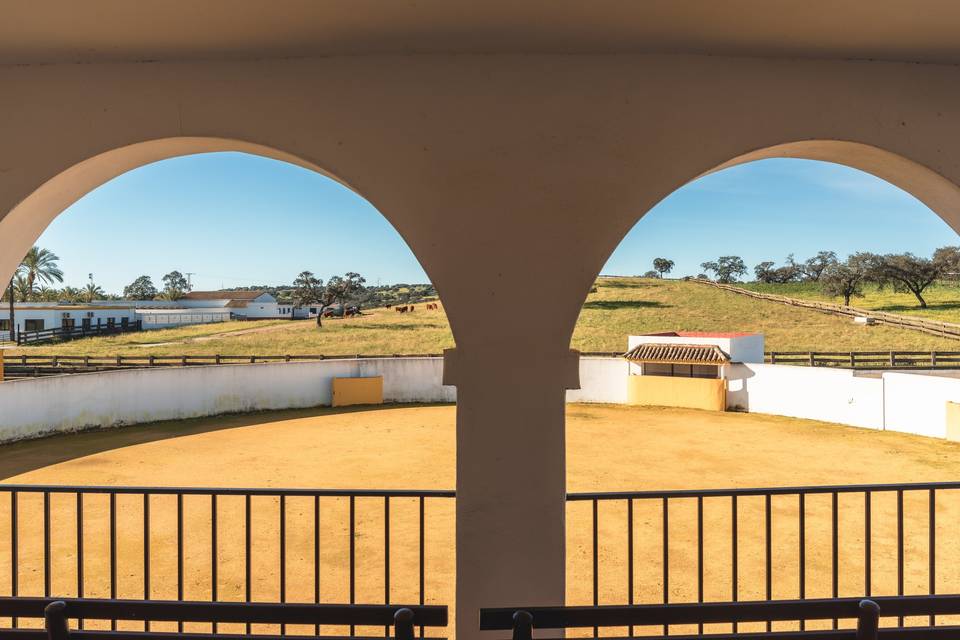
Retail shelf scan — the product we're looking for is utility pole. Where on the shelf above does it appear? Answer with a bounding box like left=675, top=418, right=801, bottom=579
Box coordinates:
left=185, top=272, right=196, bottom=290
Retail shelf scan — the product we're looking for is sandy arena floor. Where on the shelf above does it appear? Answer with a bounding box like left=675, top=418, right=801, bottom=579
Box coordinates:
left=3, top=404, right=960, bottom=635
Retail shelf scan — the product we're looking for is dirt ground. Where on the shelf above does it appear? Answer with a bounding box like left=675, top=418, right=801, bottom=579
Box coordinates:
left=3, top=404, right=960, bottom=636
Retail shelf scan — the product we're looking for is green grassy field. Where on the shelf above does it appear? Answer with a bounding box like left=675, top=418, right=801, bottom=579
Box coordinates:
left=740, top=280, right=960, bottom=323
left=7, top=278, right=960, bottom=356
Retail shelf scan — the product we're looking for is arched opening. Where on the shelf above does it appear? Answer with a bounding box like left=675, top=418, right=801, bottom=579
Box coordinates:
left=565, top=142, right=960, bottom=613
left=0, top=142, right=458, bottom=622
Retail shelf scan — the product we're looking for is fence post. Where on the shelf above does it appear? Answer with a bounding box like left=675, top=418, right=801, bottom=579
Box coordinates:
left=932, top=352, right=938, bottom=367
left=889, top=351, right=896, bottom=367
left=769, top=353, right=777, bottom=364
left=808, top=352, right=815, bottom=367
left=149, top=355, right=155, bottom=366
left=215, top=354, right=221, bottom=365
left=850, top=352, right=855, bottom=367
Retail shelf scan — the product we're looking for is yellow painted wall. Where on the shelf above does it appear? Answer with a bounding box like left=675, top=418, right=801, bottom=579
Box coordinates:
left=627, top=375, right=726, bottom=412
left=331, top=376, right=383, bottom=407
left=946, top=402, right=960, bottom=442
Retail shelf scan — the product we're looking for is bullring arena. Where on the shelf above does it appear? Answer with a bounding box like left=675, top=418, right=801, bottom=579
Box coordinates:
left=4, top=402, right=960, bottom=636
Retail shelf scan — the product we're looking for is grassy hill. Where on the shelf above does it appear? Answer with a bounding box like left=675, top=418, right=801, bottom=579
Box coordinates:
left=739, top=280, right=960, bottom=323
left=8, top=277, right=960, bottom=357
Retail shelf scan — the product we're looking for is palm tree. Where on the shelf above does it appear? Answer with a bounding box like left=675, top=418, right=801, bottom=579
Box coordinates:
left=12, top=274, right=33, bottom=302
left=20, top=246, right=64, bottom=291
left=7, top=247, right=63, bottom=340
left=83, top=282, right=106, bottom=303
left=59, top=286, right=82, bottom=303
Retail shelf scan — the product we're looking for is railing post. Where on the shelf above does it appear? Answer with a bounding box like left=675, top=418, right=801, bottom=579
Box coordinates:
left=394, top=608, right=415, bottom=640
left=850, top=352, right=856, bottom=367
left=932, top=351, right=938, bottom=367
left=889, top=351, right=896, bottom=367
left=43, top=601, right=70, bottom=640
left=808, top=353, right=815, bottom=367
left=856, top=599, right=880, bottom=640
left=512, top=610, right=534, bottom=640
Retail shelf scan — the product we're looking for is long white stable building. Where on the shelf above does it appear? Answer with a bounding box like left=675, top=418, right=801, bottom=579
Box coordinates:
left=0, top=290, right=296, bottom=339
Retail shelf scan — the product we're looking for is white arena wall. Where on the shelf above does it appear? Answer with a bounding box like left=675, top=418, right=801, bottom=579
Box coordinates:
left=0, top=357, right=455, bottom=443
left=3, top=356, right=960, bottom=443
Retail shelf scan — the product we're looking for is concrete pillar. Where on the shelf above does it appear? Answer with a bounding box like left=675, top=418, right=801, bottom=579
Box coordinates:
left=444, top=346, right=580, bottom=640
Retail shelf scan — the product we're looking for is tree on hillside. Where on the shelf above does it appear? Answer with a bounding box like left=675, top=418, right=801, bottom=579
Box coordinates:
left=820, top=253, right=872, bottom=306
left=160, top=271, right=192, bottom=301
left=754, top=256, right=802, bottom=284
left=700, top=256, right=747, bottom=283
left=753, top=261, right=776, bottom=283
left=871, top=253, right=942, bottom=308
left=933, top=246, right=960, bottom=281
left=123, top=275, right=158, bottom=300
left=803, top=251, right=838, bottom=281
left=293, top=270, right=323, bottom=313
left=642, top=270, right=660, bottom=278
left=652, top=258, right=674, bottom=278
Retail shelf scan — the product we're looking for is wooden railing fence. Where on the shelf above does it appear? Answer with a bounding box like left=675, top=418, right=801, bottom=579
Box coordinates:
left=692, top=279, right=960, bottom=340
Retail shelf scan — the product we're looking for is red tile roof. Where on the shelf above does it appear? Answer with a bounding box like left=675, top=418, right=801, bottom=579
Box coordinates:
left=644, top=331, right=756, bottom=338
left=181, top=290, right=267, bottom=301
left=623, top=343, right=730, bottom=365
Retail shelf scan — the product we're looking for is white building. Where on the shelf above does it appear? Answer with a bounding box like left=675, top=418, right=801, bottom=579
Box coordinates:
left=175, top=290, right=295, bottom=319
left=0, top=303, right=138, bottom=340
left=1, top=290, right=296, bottom=340
left=623, top=331, right=765, bottom=411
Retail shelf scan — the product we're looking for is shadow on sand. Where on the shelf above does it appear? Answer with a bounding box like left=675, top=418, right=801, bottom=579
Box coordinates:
left=0, top=404, right=434, bottom=481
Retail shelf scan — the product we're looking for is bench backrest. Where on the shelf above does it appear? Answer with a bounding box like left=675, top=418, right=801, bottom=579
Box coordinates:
left=0, top=597, right=447, bottom=640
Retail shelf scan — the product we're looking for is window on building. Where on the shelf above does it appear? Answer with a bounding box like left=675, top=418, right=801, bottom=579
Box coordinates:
left=642, top=363, right=720, bottom=379
left=0, top=319, right=9, bottom=331
left=24, top=319, right=44, bottom=332
left=107, top=318, right=116, bottom=327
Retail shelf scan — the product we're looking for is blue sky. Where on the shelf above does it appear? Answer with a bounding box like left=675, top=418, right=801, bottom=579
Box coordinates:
left=36, top=152, right=959, bottom=292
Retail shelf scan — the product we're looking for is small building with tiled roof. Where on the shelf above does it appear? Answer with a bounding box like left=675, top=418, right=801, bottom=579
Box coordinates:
left=622, top=331, right=764, bottom=412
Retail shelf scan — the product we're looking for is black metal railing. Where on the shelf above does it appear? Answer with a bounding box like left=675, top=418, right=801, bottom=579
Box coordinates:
left=0, top=485, right=454, bottom=634
left=567, top=482, right=960, bottom=623
left=15, top=321, right=143, bottom=346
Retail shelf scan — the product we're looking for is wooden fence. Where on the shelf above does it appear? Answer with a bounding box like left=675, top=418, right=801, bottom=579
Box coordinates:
left=0, top=352, right=446, bottom=379
left=691, top=278, right=960, bottom=340
left=766, top=350, right=960, bottom=368
left=15, top=319, right=143, bottom=345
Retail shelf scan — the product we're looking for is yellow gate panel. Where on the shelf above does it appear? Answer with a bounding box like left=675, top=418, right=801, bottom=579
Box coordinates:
left=332, top=376, right=384, bottom=407
left=627, top=376, right=726, bottom=411
left=946, top=402, right=960, bottom=441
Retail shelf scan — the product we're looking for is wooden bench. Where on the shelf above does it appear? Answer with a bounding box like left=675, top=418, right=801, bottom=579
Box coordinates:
left=479, top=595, right=960, bottom=640
left=0, top=597, right=447, bottom=640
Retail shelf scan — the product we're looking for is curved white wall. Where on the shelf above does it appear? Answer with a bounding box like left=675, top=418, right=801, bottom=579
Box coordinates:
left=3, top=357, right=960, bottom=444
left=0, top=357, right=455, bottom=443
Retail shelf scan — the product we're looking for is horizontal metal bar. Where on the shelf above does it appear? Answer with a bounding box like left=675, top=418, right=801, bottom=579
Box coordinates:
left=486, top=629, right=960, bottom=640
left=479, top=595, right=960, bottom=629
left=567, top=481, right=960, bottom=501
left=0, top=485, right=455, bottom=498
left=0, top=633, right=448, bottom=640
left=0, top=598, right=447, bottom=627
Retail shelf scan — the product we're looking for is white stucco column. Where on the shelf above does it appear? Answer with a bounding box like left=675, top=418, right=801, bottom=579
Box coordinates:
left=444, top=346, right=580, bottom=640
